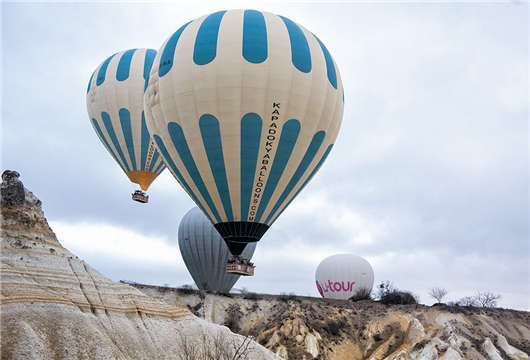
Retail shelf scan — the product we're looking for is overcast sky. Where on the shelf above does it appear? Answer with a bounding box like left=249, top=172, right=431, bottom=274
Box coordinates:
left=2, top=1, right=528, bottom=310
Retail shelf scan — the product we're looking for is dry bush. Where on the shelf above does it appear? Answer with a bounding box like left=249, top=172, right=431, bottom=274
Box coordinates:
left=242, top=292, right=260, bottom=300
left=376, top=281, right=395, bottom=300
left=278, top=292, right=298, bottom=302
left=456, top=296, right=478, bottom=307
left=177, top=284, right=196, bottom=295
left=454, top=292, right=501, bottom=308
left=380, top=290, right=418, bottom=305
left=175, top=329, right=254, bottom=360
left=349, top=287, right=373, bottom=301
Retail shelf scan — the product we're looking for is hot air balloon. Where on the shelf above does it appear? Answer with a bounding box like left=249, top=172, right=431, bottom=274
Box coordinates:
left=145, top=10, right=344, bottom=273
left=179, top=207, right=257, bottom=290
left=315, top=254, right=374, bottom=300
left=87, top=48, right=166, bottom=203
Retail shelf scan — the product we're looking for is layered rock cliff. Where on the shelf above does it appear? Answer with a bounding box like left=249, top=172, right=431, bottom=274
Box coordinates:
left=136, top=284, right=530, bottom=360
left=0, top=171, right=278, bottom=360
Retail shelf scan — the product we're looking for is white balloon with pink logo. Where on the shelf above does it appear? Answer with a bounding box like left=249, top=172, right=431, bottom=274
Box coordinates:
left=315, top=254, right=374, bottom=300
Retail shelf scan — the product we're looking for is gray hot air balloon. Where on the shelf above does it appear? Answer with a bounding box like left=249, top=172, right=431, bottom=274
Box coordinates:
left=178, top=207, right=257, bottom=292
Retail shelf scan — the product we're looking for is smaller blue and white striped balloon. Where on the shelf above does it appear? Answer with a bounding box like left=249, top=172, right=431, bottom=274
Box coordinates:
left=87, top=48, right=165, bottom=191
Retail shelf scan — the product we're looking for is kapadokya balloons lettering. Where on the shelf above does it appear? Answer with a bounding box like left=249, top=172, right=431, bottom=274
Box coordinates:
left=315, top=254, right=374, bottom=300
left=87, top=49, right=165, bottom=200
left=145, top=10, right=344, bottom=255
left=178, top=207, right=257, bottom=292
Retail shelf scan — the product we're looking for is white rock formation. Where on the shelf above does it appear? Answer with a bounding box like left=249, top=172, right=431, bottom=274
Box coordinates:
left=0, top=173, right=278, bottom=360
left=496, top=334, right=529, bottom=360
left=407, top=318, right=425, bottom=343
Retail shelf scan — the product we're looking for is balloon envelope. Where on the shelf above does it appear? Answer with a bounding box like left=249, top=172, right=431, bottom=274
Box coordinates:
left=178, top=207, right=256, bottom=292
left=315, top=254, right=374, bottom=300
left=145, top=10, right=344, bottom=254
left=87, top=48, right=165, bottom=191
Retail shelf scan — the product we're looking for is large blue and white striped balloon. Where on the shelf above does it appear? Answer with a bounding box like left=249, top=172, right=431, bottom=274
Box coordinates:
left=145, top=10, right=344, bottom=255
left=87, top=49, right=165, bottom=191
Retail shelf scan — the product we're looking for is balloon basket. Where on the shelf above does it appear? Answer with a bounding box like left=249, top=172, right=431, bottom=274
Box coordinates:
left=132, top=190, right=149, bottom=203
left=226, top=261, right=254, bottom=276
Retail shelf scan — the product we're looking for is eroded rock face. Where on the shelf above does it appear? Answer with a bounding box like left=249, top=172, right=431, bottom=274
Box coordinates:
left=137, top=285, right=530, bottom=360
left=0, top=172, right=278, bottom=360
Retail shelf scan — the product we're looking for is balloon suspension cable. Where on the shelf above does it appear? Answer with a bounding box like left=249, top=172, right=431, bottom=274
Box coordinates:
left=131, top=189, right=149, bottom=203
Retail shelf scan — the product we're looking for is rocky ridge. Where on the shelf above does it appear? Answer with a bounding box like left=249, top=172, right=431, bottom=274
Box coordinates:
left=135, top=284, right=530, bottom=360
left=0, top=171, right=278, bottom=360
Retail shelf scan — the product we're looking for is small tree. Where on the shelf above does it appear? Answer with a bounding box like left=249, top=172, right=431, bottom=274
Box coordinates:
left=429, top=287, right=448, bottom=303
left=475, top=292, right=501, bottom=308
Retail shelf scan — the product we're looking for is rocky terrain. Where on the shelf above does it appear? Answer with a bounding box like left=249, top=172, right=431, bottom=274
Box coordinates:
left=0, top=171, right=277, bottom=360
left=135, top=284, right=530, bottom=360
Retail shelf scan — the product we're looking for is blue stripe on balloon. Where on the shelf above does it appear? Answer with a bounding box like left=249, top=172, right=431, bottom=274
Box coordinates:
left=101, top=112, right=130, bottom=172
left=154, top=160, right=165, bottom=175
left=87, top=71, right=94, bottom=93
left=279, top=16, right=311, bottom=73
left=240, top=113, right=262, bottom=221
left=143, top=49, right=156, bottom=91
left=193, top=11, right=227, bottom=65
left=148, top=151, right=160, bottom=172
left=91, top=118, right=125, bottom=172
left=269, top=144, right=333, bottom=225
left=96, top=53, right=117, bottom=86
left=243, top=10, right=267, bottom=64
left=159, top=22, right=191, bottom=77
left=168, top=122, right=222, bottom=223
left=154, top=135, right=214, bottom=223
left=265, top=131, right=326, bottom=224
left=119, top=108, right=137, bottom=171
left=140, top=112, right=150, bottom=170
left=199, top=114, right=234, bottom=222
left=254, top=119, right=301, bottom=223
left=116, top=49, right=136, bottom=81
left=312, top=34, right=337, bottom=89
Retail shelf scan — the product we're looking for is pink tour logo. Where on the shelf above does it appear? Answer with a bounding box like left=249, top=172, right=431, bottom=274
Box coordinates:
left=316, top=280, right=356, bottom=296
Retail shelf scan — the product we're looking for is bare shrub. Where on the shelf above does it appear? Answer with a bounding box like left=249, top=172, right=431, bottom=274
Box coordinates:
left=243, top=291, right=260, bottom=300
left=376, top=281, right=394, bottom=300
left=349, top=287, right=373, bottom=301
left=278, top=292, right=297, bottom=302
left=457, top=296, right=478, bottom=307
left=475, top=292, right=501, bottom=308
left=176, top=329, right=254, bottom=360
left=380, top=290, right=417, bottom=305
left=429, top=287, right=448, bottom=303
left=177, top=284, right=196, bottom=295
